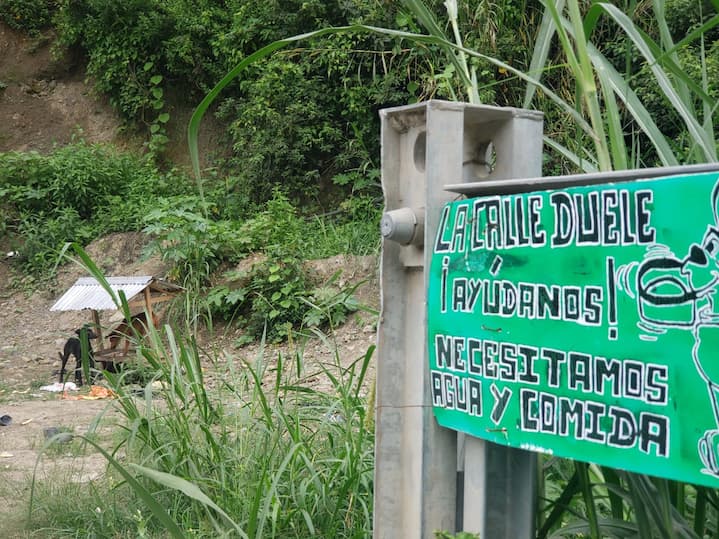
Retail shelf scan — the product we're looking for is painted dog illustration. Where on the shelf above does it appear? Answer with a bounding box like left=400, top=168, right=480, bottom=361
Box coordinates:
left=636, top=181, right=719, bottom=475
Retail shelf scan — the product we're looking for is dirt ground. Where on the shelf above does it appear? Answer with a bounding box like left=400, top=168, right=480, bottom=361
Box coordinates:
left=0, top=22, right=380, bottom=535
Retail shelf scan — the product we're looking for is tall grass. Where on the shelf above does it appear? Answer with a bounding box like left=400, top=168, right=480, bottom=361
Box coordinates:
left=25, top=245, right=375, bottom=538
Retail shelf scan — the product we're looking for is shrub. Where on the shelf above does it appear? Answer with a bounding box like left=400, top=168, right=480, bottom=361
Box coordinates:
left=0, top=0, right=56, bottom=33
left=0, top=143, right=191, bottom=277
left=142, top=197, right=245, bottom=287
left=204, top=190, right=373, bottom=342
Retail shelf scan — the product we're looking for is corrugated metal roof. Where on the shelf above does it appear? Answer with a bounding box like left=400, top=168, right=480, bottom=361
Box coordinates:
left=51, top=276, right=154, bottom=311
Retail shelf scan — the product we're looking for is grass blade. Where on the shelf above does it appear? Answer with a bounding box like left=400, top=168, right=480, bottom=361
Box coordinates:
left=694, top=487, right=707, bottom=536
left=597, top=65, right=628, bottom=170
left=543, top=136, right=598, bottom=173
left=575, top=462, right=600, bottom=538
left=129, top=464, right=248, bottom=538
left=55, top=435, right=186, bottom=539
left=586, top=42, right=679, bottom=166
left=600, top=466, right=624, bottom=520
left=400, top=0, right=474, bottom=99
left=537, top=469, right=581, bottom=539
left=255, top=443, right=303, bottom=538
left=598, top=2, right=717, bottom=161
left=652, top=0, right=692, bottom=107
left=524, top=0, right=566, bottom=108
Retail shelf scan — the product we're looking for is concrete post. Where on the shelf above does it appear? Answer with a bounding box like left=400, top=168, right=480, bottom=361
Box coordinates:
left=374, top=100, right=543, bottom=538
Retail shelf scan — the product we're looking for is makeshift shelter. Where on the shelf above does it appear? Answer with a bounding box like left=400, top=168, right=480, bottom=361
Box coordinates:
left=51, top=276, right=183, bottom=360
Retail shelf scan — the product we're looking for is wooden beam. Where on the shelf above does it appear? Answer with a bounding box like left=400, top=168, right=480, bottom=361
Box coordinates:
left=127, top=294, right=178, bottom=308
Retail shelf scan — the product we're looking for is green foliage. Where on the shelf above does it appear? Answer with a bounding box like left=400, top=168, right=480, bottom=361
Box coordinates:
left=220, top=58, right=344, bottom=202
left=17, top=209, right=95, bottom=274
left=618, top=1, right=719, bottom=166
left=52, top=0, right=420, bottom=205
left=0, top=0, right=56, bottom=33
left=231, top=256, right=311, bottom=342
left=26, top=467, right=161, bottom=538
left=200, top=190, right=372, bottom=342
left=536, top=458, right=715, bottom=538
left=309, top=195, right=382, bottom=258
left=0, top=142, right=190, bottom=277
left=235, top=189, right=379, bottom=259
left=301, top=278, right=363, bottom=329
left=143, top=197, right=244, bottom=287
left=666, top=0, right=718, bottom=41
left=236, top=189, right=305, bottom=255
left=209, top=256, right=361, bottom=343
left=435, top=532, right=480, bottom=539
left=53, top=0, right=173, bottom=155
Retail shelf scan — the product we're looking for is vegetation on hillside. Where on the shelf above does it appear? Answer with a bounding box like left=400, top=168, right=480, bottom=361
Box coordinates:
left=3, top=0, right=719, bottom=536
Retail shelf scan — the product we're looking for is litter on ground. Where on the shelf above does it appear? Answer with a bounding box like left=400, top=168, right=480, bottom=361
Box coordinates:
left=40, top=382, right=78, bottom=392
left=61, top=385, right=116, bottom=400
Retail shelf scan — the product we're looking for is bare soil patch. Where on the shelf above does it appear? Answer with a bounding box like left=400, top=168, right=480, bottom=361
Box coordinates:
left=0, top=24, right=121, bottom=153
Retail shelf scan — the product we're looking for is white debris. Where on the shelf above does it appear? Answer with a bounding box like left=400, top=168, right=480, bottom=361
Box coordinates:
left=39, top=382, right=78, bottom=392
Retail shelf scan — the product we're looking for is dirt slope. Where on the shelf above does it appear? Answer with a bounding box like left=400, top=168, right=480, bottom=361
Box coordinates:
left=0, top=24, right=121, bottom=153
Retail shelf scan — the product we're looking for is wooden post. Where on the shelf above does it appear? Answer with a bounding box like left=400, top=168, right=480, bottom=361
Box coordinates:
left=92, top=309, right=104, bottom=351
left=143, top=287, right=156, bottom=327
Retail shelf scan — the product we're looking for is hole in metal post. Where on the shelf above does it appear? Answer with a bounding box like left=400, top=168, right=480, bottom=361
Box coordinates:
left=464, top=141, right=496, bottom=180
left=413, top=131, right=426, bottom=173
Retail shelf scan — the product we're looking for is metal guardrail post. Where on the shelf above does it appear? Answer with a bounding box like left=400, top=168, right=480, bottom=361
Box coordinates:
left=374, top=101, right=462, bottom=538
left=374, top=100, right=543, bottom=538
left=458, top=105, right=543, bottom=539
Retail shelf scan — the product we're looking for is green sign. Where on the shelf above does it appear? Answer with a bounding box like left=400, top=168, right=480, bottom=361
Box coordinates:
left=428, top=171, right=719, bottom=487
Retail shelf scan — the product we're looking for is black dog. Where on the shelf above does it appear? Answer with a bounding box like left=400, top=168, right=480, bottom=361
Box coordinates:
left=58, top=327, right=97, bottom=385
